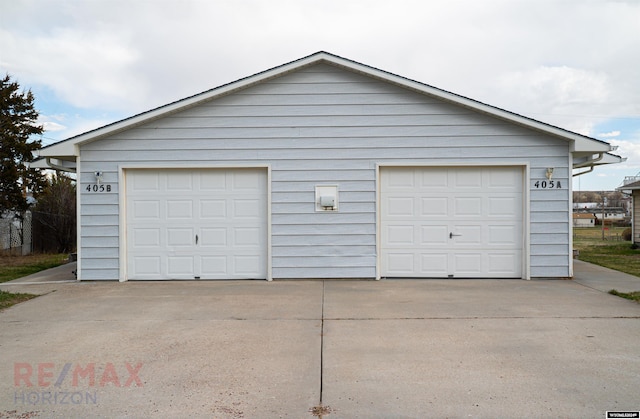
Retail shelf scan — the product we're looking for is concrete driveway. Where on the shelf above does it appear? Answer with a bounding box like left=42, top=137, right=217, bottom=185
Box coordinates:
left=1, top=263, right=639, bottom=418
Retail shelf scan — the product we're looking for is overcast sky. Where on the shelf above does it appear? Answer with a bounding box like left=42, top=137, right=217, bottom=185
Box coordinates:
left=2, top=0, right=639, bottom=191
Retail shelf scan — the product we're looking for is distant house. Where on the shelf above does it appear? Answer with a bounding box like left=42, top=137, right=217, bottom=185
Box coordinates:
left=573, top=213, right=596, bottom=227
left=618, top=178, right=640, bottom=243
left=35, top=51, right=623, bottom=281
left=574, top=207, right=627, bottom=222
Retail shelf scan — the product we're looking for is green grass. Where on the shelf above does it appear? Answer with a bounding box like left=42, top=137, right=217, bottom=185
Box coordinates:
left=573, top=227, right=640, bottom=302
left=572, top=227, right=640, bottom=276
left=0, top=253, right=68, bottom=283
left=574, top=241, right=640, bottom=278
left=0, top=290, right=37, bottom=310
left=0, top=253, right=68, bottom=311
left=608, top=290, right=640, bottom=303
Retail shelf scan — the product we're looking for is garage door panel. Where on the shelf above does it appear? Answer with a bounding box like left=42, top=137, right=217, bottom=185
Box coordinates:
left=200, top=200, right=227, bottom=218
left=386, top=168, right=416, bottom=188
left=234, top=227, right=263, bottom=246
left=488, top=168, right=520, bottom=189
left=453, top=169, right=483, bottom=188
left=126, top=168, right=267, bottom=280
left=233, top=171, right=264, bottom=190
left=385, top=253, right=416, bottom=275
left=167, top=228, right=194, bottom=247
left=167, top=200, right=193, bottom=219
left=420, top=225, right=448, bottom=245
left=487, top=252, right=521, bottom=274
left=167, top=256, right=195, bottom=276
left=132, top=201, right=160, bottom=220
left=387, top=197, right=415, bottom=216
left=420, top=168, right=448, bottom=188
left=488, top=225, right=520, bottom=245
left=201, top=256, right=227, bottom=275
left=167, top=172, right=193, bottom=190
left=234, top=199, right=263, bottom=218
left=199, top=171, right=227, bottom=190
left=133, top=228, right=161, bottom=247
left=381, top=166, right=523, bottom=278
left=234, top=255, right=263, bottom=276
left=489, top=196, right=519, bottom=216
left=199, top=227, right=227, bottom=246
left=420, top=254, right=448, bottom=276
left=453, top=197, right=482, bottom=216
left=453, top=253, right=483, bottom=275
left=452, top=225, right=482, bottom=244
left=131, top=172, right=160, bottom=191
left=132, top=256, right=161, bottom=275
left=385, top=225, right=415, bottom=245
left=420, top=197, right=447, bottom=216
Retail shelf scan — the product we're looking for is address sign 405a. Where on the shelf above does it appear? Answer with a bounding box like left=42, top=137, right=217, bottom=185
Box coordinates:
left=533, top=180, right=562, bottom=189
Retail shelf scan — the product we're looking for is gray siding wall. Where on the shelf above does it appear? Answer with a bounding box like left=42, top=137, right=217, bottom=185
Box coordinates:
left=78, top=63, right=571, bottom=280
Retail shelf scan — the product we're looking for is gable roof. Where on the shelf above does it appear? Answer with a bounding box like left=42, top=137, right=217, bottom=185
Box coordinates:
left=38, top=51, right=614, bottom=162
left=618, top=179, right=640, bottom=191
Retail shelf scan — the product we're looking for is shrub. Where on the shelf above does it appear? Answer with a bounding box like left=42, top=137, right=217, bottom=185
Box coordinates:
left=622, top=227, right=632, bottom=241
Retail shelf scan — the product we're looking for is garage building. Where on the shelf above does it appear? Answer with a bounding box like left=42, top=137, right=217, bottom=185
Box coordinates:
left=38, top=52, right=620, bottom=281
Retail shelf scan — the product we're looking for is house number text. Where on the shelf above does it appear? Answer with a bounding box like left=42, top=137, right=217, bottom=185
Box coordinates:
left=85, top=184, right=112, bottom=193
left=533, top=180, right=562, bottom=189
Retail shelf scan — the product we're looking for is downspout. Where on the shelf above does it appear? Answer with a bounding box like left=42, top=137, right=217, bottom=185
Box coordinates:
left=572, top=153, right=604, bottom=177
left=572, top=166, right=595, bottom=177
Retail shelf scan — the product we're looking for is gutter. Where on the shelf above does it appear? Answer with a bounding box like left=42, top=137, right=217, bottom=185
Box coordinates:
left=573, top=153, right=603, bottom=177
left=46, top=157, right=77, bottom=173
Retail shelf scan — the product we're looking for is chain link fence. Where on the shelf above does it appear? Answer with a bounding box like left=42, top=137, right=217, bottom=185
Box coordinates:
left=0, top=212, right=32, bottom=255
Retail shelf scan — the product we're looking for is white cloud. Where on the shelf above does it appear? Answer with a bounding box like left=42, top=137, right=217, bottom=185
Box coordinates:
left=61, top=118, right=114, bottom=138
left=1, top=0, right=639, bottom=165
left=41, top=121, right=66, bottom=132
left=610, top=139, right=640, bottom=168
left=0, top=25, right=143, bottom=111
left=599, top=131, right=621, bottom=138
left=38, top=113, right=68, bottom=132
left=496, top=66, right=611, bottom=135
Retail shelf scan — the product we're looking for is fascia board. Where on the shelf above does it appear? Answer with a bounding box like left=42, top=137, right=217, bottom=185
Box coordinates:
left=39, top=140, right=77, bottom=157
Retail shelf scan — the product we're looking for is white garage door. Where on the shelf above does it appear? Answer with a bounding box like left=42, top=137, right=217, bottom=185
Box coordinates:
left=380, top=166, right=523, bottom=278
left=126, top=168, right=267, bottom=280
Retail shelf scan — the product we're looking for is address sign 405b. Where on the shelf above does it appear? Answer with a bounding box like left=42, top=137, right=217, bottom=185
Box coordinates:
left=85, top=184, right=113, bottom=193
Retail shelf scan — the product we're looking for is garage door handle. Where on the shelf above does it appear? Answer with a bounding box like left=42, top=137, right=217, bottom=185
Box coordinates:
left=195, top=234, right=198, bottom=245
left=449, top=232, right=462, bottom=238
